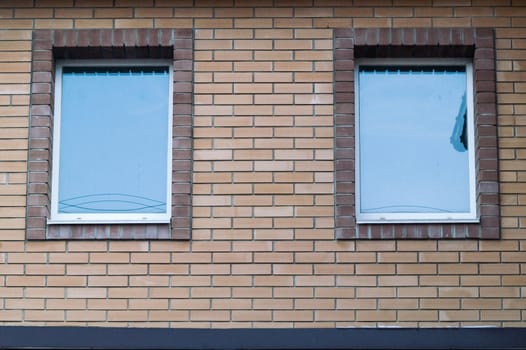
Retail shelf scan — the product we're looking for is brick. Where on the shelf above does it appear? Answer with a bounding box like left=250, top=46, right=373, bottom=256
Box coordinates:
left=354, top=284, right=398, bottom=299
left=356, top=310, right=396, bottom=322
left=67, top=288, right=106, bottom=299
left=356, top=264, right=396, bottom=275
left=439, top=310, right=480, bottom=322
left=25, top=310, right=64, bottom=321
left=379, top=298, right=419, bottom=310
left=420, top=299, right=460, bottom=310
left=190, top=310, right=230, bottom=321
left=47, top=276, right=86, bottom=287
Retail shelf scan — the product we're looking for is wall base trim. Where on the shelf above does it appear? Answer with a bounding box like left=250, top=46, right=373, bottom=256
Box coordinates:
left=0, top=326, right=525, bottom=349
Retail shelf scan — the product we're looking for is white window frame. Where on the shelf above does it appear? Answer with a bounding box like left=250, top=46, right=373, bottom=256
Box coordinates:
left=49, top=59, right=173, bottom=224
left=355, top=58, right=478, bottom=223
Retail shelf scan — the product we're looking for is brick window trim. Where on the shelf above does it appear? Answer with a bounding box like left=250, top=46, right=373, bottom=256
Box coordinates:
left=334, top=27, right=499, bottom=240
left=27, top=28, right=193, bottom=240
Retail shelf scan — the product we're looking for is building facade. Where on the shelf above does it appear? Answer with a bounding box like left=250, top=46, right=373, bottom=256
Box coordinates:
left=0, top=0, right=525, bottom=332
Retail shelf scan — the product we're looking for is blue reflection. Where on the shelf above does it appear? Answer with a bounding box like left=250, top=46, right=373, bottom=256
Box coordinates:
left=58, top=66, right=170, bottom=214
left=359, top=66, right=470, bottom=214
left=450, top=93, right=468, bottom=152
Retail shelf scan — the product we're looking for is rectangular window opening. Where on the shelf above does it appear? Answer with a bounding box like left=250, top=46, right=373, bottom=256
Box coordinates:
left=50, top=60, right=174, bottom=224
left=355, top=59, right=477, bottom=223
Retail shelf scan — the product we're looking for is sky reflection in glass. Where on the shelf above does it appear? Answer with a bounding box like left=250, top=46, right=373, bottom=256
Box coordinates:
left=58, top=67, right=170, bottom=214
left=358, top=66, right=471, bottom=214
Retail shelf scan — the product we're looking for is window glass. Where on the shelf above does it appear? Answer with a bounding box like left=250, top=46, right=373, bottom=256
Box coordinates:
left=52, top=63, right=172, bottom=222
left=357, top=63, right=475, bottom=221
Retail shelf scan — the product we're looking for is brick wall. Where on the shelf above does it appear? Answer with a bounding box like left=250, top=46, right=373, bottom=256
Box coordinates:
left=0, top=0, right=525, bottom=327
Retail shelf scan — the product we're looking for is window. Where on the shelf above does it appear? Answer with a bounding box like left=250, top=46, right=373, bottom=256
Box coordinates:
left=355, top=60, right=476, bottom=223
left=334, top=28, right=499, bottom=239
left=51, top=61, right=173, bottom=223
left=27, top=29, right=193, bottom=240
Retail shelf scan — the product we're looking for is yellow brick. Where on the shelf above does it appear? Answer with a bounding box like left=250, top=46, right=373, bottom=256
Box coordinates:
left=235, top=18, right=273, bottom=28
left=420, top=252, right=460, bottom=263
left=394, top=18, right=433, bottom=27
left=6, top=276, right=45, bottom=287
left=232, top=264, right=271, bottom=275
left=66, top=264, right=106, bottom=276
left=49, top=253, right=89, bottom=264
left=378, top=252, right=418, bottom=263
left=8, top=252, right=46, bottom=263
left=93, top=7, right=132, bottom=18
left=439, top=287, right=479, bottom=298
left=337, top=252, right=376, bottom=263
left=254, top=275, right=293, bottom=287
left=149, top=310, right=189, bottom=322
left=232, top=287, right=273, bottom=298
left=150, top=288, right=189, bottom=299
left=74, top=19, right=113, bottom=28
left=25, top=287, right=64, bottom=298
left=190, top=310, right=230, bottom=321
left=213, top=276, right=252, bottom=287
left=67, top=310, right=106, bottom=322
left=108, top=311, right=148, bottom=322
left=35, top=19, right=73, bottom=28
left=15, top=8, right=53, bottom=18
left=378, top=298, right=419, bottom=310
left=274, top=310, right=313, bottom=322
left=252, top=298, right=292, bottom=310
left=460, top=252, right=501, bottom=263
left=25, top=310, right=65, bottom=321
left=396, top=285, right=439, bottom=299
left=378, top=275, right=418, bottom=286
left=88, top=276, right=128, bottom=287
left=420, top=275, right=459, bottom=287
left=462, top=298, right=501, bottom=310
left=482, top=310, right=521, bottom=321
left=5, top=298, right=44, bottom=309
left=461, top=275, right=501, bottom=286
left=356, top=264, right=395, bottom=275
left=356, top=310, right=396, bottom=322
left=399, top=310, right=438, bottom=322
left=338, top=276, right=376, bottom=287
left=47, top=276, right=86, bottom=287
left=55, top=8, right=93, bottom=18
left=108, top=287, right=148, bottom=299
left=273, top=264, right=312, bottom=275
left=90, top=253, right=129, bottom=264
left=213, top=298, right=252, bottom=309
left=25, top=264, right=65, bottom=275
left=439, top=310, right=480, bottom=322
left=420, top=298, right=460, bottom=310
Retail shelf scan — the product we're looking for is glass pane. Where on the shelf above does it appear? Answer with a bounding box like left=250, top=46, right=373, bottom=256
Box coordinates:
left=58, top=66, right=170, bottom=214
left=358, top=66, right=471, bottom=214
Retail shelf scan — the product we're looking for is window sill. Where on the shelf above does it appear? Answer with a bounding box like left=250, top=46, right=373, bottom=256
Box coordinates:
left=47, top=218, right=171, bottom=225
left=356, top=216, right=480, bottom=224
left=44, top=222, right=173, bottom=240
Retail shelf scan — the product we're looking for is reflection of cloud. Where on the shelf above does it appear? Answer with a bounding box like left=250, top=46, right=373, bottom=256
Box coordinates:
left=450, top=93, right=468, bottom=152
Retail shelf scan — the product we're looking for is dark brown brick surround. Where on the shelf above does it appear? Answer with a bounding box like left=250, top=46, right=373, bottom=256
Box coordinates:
left=334, top=28, right=499, bottom=239
left=27, top=29, right=193, bottom=240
